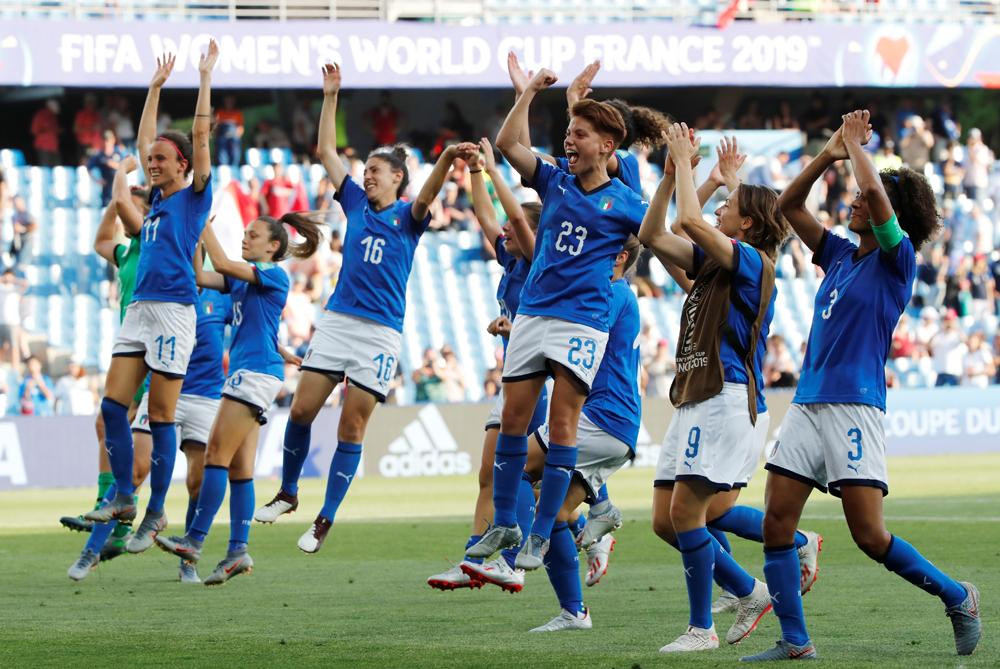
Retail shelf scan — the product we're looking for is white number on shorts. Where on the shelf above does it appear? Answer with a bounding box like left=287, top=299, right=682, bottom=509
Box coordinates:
left=821, top=288, right=839, bottom=320
left=361, top=235, right=385, bottom=264
left=555, top=221, right=587, bottom=256
left=143, top=216, right=160, bottom=243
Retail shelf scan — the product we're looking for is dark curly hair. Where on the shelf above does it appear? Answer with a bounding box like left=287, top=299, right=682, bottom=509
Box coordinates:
left=605, top=99, right=672, bottom=150
left=878, top=167, right=940, bottom=250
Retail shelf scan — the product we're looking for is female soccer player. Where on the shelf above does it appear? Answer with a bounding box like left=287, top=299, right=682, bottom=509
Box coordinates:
left=743, top=110, right=981, bottom=661
left=638, top=123, right=789, bottom=653
left=252, top=63, right=477, bottom=555
left=466, top=68, right=647, bottom=569
left=85, top=44, right=217, bottom=534
left=156, top=214, right=320, bottom=584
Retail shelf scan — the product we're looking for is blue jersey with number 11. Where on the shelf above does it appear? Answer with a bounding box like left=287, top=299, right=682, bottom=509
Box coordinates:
left=223, top=263, right=289, bottom=379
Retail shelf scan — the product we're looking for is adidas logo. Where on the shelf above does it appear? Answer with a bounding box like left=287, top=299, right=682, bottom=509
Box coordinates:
left=378, top=405, right=471, bottom=478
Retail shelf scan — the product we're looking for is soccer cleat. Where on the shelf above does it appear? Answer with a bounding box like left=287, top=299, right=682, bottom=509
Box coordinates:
left=514, top=533, right=549, bottom=571
left=712, top=590, right=740, bottom=614
left=83, top=493, right=136, bottom=523
left=99, top=533, right=129, bottom=563
left=179, top=559, right=201, bottom=584
left=946, top=581, right=981, bottom=656
left=529, top=608, right=592, bottom=632
left=297, top=516, right=332, bottom=554
left=126, top=510, right=167, bottom=553
left=204, top=551, right=254, bottom=586
left=659, top=625, right=720, bottom=653
left=464, top=524, right=522, bottom=559
left=585, top=534, right=616, bottom=587
left=797, top=531, right=823, bottom=595
left=576, top=502, right=623, bottom=549
left=154, top=534, right=203, bottom=564
left=461, top=558, right=525, bottom=593
left=253, top=489, right=299, bottom=524
left=67, top=549, right=100, bottom=581
left=427, top=563, right=484, bottom=591
left=739, top=639, right=817, bottom=661
left=727, top=579, right=773, bottom=644
left=60, top=515, right=94, bottom=533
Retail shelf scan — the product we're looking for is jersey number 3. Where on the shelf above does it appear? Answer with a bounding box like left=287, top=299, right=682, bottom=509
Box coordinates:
left=821, top=288, right=839, bottom=320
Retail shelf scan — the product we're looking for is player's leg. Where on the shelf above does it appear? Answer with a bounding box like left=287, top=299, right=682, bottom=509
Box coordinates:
left=177, top=439, right=206, bottom=583
left=204, top=425, right=259, bottom=586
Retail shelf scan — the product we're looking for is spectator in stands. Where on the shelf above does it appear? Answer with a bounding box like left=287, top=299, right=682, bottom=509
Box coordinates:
left=439, top=345, right=466, bottom=402
left=899, top=115, right=934, bottom=173
left=215, top=95, right=244, bottom=168
left=283, top=274, right=316, bottom=351
left=0, top=269, right=27, bottom=366
left=54, top=359, right=98, bottom=415
left=291, top=98, right=317, bottom=160
left=736, top=99, right=764, bottom=129
left=874, top=139, right=903, bottom=171
left=30, top=99, right=61, bottom=166
left=763, top=334, right=798, bottom=387
left=87, top=130, right=126, bottom=207
left=254, top=119, right=291, bottom=150
left=106, top=95, right=136, bottom=149
left=930, top=310, right=966, bottom=386
left=412, top=347, right=446, bottom=403
left=939, top=142, right=965, bottom=199
left=969, top=254, right=995, bottom=319
left=369, top=92, right=400, bottom=147
left=18, top=355, right=54, bottom=416
left=962, top=128, right=994, bottom=201
left=384, top=364, right=405, bottom=406
left=800, top=94, right=832, bottom=149
left=890, top=313, right=919, bottom=360
left=963, top=331, right=995, bottom=388
left=914, top=306, right=940, bottom=355
left=73, top=94, right=104, bottom=161
left=483, top=366, right=501, bottom=399
left=259, top=162, right=308, bottom=219
left=769, top=101, right=799, bottom=130
left=8, top=196, right=37, bottom=267
left=645, top=339, right=675, bottom=398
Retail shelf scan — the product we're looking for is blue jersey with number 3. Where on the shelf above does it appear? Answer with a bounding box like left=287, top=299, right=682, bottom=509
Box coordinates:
left=181, top=289, right=233, bottom=399
left=326, top=177, right=430, bottom=332
left=223, top=262, right=289, bottom=379
left=794, top=225, right=915, bottom=411
left=557, top=150, right=642, bottom=196
left=582, top=279, right=641, bottom=451
left=134, top=182, right=213, bottom=305
left=519, top=158, right=646, bottom=332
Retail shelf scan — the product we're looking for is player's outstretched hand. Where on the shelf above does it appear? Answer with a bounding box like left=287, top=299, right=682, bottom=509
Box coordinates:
left=151, top=53, right=175, bottom=88
left=567, top=60, right=600, bottom=105
left=711, top=136, right=746, bottom=190
left=527, top=68, right=558, bottom=93
left=198, top=39, right=219, bottom=76
left=321, top=63, right=341, bottom=96
left=119, top=155, right=139, bottom=174
left=841, top=109, right=873, bottom=147
left=479, top=137, right=497, bottom=172
left=507, top=51, right=532, bottom=97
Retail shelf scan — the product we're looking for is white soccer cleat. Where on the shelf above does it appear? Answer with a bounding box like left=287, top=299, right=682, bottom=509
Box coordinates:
left=461, top=558, right=525, bottom=593
left=427, top=563, right=483, bottom=591
left=727, top=579, right=773, bottom=644
left=297, top=516, right=332, bottom=554
left=529, top=608, right=592, bottom=632
left=67, top=548, right=100, bottom=582
left=659, top=625, right=720, bottom=653
left=576, top=501, right=623, bottom=549
left=712, top=590, right=740, bottom=614
left=797, top=531, right=823, bottom=595
left=585, top=534, right=616, bottom=587
left=253, top=490, right=299, bottom=524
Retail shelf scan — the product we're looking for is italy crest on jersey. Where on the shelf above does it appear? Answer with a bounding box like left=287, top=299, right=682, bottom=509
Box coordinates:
left=599, top=196, right=614, bottom=211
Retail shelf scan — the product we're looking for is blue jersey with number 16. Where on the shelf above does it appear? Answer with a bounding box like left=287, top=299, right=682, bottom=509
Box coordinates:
left=326, top=177, right=430, bottom=332
left=223, top=262, right=290, bottom=379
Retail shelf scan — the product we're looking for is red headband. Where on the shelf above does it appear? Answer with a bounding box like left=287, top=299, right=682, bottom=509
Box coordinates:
left=156, top=136, right=186, bottom=163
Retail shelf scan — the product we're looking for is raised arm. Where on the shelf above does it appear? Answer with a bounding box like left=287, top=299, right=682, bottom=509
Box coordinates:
left=496, top=69, right=558, bottom=181
left=638, top=131, right=696, bottom=275
left=200, top=222, right=256, bottom=284
left=412, top=142, right=475, bottom=222
left=317, top=63, right=348, bottom=191
left=192, top=40, right=218, bottom=193
left=483, top=137, right=536, bottom=259
left=566, top=60, right=600, bottom=107
left=93, top=200, right=120, bottom=264
left=841, top=109, right=893, bottom=243
left=462, top=141, right=502, bottom=249
left=111, top=155, right=143, bottom=236
left=193, top=240, right=225, bottom=291
left=506, top=52, right=538, bottom=158
left=137, top=53, right=175, bottom=184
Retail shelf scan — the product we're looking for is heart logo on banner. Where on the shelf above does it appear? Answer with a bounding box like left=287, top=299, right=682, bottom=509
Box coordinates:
left=876, top=36, right=909, bottom=77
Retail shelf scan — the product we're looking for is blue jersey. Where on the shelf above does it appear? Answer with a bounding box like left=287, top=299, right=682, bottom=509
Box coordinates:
left=582, top=279, right=641, bottom=451
left=557, top=150, right=642, bottom=196
left=223, top=262, right=290, bottom=379
left=794, top=227, right=915, bottom=411
left=181, top=289, right=232, bottom=399
left=520, top=158, right=646, bottom=331
left=494, top=236, right=530, bottom=321
left=691, top=241, right=774, bottom=414
left=326, top=177, right=430, bottom=332
left=134, top=182, right=213, bottom=305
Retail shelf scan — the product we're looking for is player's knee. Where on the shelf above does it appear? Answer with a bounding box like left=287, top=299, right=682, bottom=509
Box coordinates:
left=147, top=404, right=175, bottom=423
left=94, top=413, right=105, bottom=440
left=289, top=403, right=318, bottom=425
left=337, top=414, right=366, bottom=443
left=762, top=507, right=796, bottom=546
left=652, top=513, right=677, bottom=546
left=477, top=465, right=493, bottom=490
left=849, top=525, right=890, bottom=560
left=186, top=476, right=201, bottom=499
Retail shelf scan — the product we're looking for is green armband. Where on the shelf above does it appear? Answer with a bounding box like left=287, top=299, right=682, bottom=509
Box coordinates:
left=871, top=214, right=905, bottom=251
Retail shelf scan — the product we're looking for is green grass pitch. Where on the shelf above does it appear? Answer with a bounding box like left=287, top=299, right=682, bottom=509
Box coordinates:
left=1, top=453, right=997, bottom=668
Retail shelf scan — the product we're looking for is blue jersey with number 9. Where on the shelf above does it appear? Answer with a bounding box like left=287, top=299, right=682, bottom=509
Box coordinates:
left=325, top=177, right=430, bottom=333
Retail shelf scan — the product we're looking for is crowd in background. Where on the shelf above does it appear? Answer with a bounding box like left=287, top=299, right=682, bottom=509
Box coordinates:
left=1, top=90, right=998, bottom=415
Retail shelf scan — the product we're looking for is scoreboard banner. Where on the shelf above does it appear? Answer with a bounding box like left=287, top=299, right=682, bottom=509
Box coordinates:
left=2, top=388, right=999, bottom=489
left=0, top=19, right=998, bottom=89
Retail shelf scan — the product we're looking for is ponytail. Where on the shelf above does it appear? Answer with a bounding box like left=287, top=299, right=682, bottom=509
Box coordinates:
left=260, top=212, right=324, bottom=260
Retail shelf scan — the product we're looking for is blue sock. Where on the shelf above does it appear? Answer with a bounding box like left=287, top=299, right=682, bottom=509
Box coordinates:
left=543, top=522, right=584, bottom=615
left=676, top=527, right=715, bottom=630
left=465, top=534, right=483, bottom=565
left=319, top=441, right=363, bottom=522
left=501, top=474, right=536, bottom=569
left=101, top=398, right=135, bottom=496
left=492, top=433, right=527, bottom=527
left=764, top=545, right=810, bottom=646
left=593, top=484, right=609, bottom=505
left=189, top=465, right=228, bottom=543
left=146, top=421, right=177, bottom=514
left=530, top=443, right=576, bottom=540
left=710, top=506, right=809, bottom=549
left=281, top=419, right=312, bottom=496
left=228, top=478, right=254, bottom=554
left=708, top=526, right=732, bottom=553
left=882, top=535, right=966, bottom=607
left=84, top=483, right=117, bottom=554
left=185, top=496, right=198, bottom=533
left=711, top=536, right=756, bottom=598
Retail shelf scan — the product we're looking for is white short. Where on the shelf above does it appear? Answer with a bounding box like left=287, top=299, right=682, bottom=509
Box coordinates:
left=112, top=301, right=197, bottom=378
left=131, top=392, right=220, bottom=447
left=301, top=310, right=402, bottom=402
left=222, top=369, right=282, bottom=424
left=535, top=412, right=632, bottom=504
left=502, top=315, right=609, bottom=392
left=485, top=379, right=553, bottom=431
left=766, top=403, right=888, bottom=497
left=654, top=383, right=769, bottom=491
